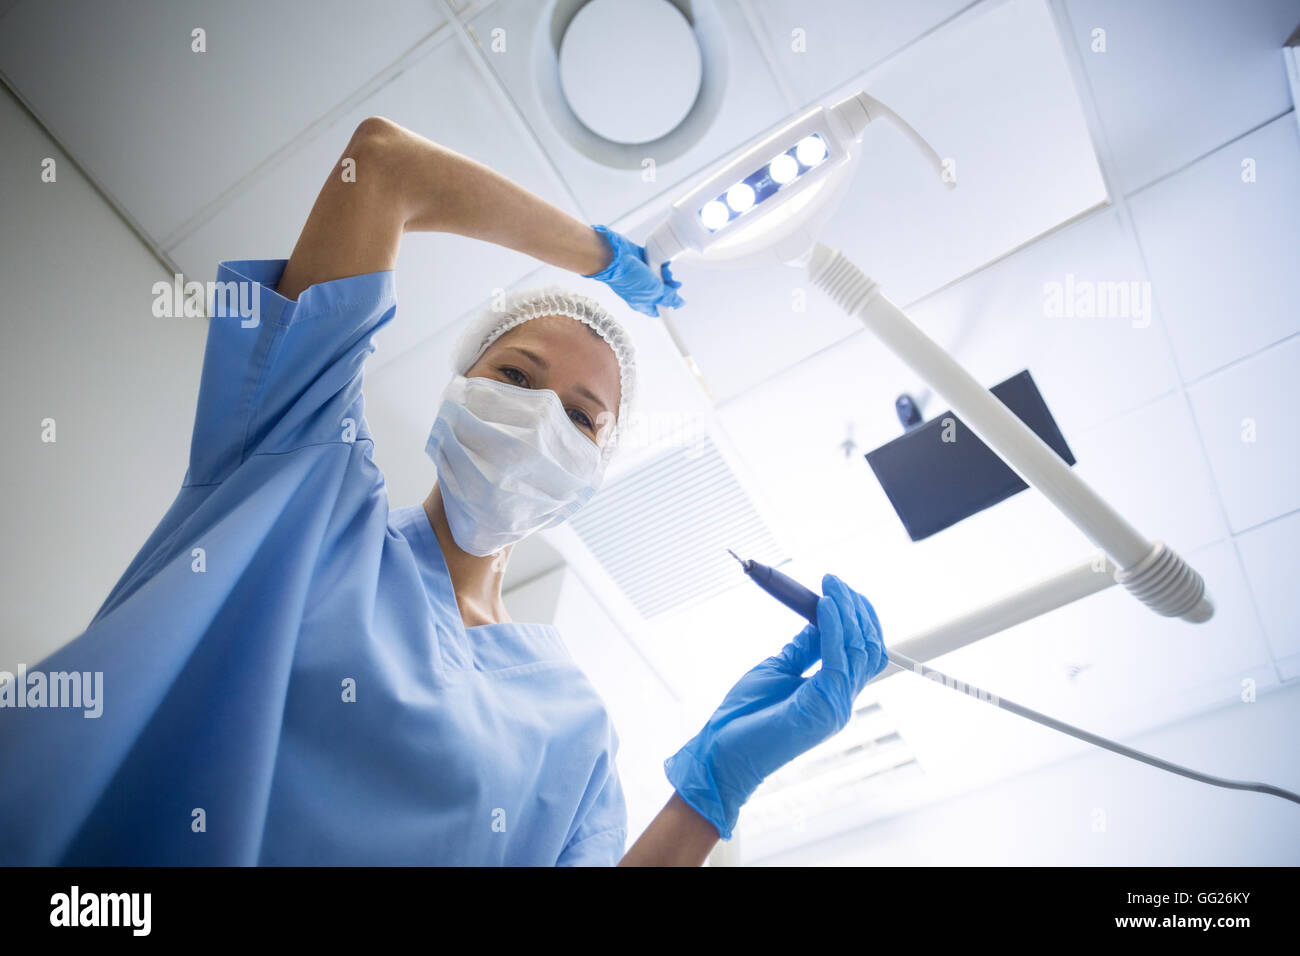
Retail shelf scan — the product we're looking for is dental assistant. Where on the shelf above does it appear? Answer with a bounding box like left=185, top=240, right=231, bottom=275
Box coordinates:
left=0, top=117, right=887, bottom=867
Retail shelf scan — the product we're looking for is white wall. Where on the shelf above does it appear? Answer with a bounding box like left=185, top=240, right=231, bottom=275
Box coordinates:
left=756, top=680, right=1300, bottom=865
left=0, top=82, right=206, bottom=671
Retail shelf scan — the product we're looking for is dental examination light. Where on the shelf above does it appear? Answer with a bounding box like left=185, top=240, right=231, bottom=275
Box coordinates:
left=646, top=92, right=951, bottom=272
left=642, top=92, right=1284, bottom=810
left=647, top=89, right=1213, bottom=632
left=643, top=93, right=950, bottom=398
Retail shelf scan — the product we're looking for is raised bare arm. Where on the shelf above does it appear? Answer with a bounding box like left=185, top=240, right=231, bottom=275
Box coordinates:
left=275, top=116, right=613, bottom=301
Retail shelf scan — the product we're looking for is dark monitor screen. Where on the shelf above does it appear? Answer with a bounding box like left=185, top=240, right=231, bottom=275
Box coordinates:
left=865, top=370, right=1075, bottom=542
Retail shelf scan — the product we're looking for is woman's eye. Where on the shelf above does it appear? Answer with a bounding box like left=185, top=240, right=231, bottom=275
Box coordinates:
left=498, top=366, right=592, bottom=432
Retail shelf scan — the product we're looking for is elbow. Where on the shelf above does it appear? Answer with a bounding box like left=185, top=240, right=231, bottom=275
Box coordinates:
left=343, top=116, right=412, bottom=216
left=353, top=115, right=403, bottom=143
left=347, top=116, right=405, bottom=165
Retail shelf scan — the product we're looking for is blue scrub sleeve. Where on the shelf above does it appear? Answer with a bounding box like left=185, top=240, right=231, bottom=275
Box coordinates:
left=556, top=825, right=626, bottom=867
left=86, top=259, right=397, bottom=629
left=184, top=259, right=397, bottom=487
left=555, top=730, right=628, bottom=866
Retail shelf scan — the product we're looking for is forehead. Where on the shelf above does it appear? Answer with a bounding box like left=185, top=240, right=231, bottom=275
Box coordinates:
left=485, top=315, right=621, bottom=410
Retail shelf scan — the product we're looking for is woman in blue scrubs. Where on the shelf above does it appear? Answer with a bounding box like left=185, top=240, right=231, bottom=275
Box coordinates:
left=0, top=118, right=887, bottom=866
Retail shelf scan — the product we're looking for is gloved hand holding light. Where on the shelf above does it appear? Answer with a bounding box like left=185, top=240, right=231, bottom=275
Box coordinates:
left=581, top=223, right=714, bottom=398
left=582, top=223, right=684, bottom=317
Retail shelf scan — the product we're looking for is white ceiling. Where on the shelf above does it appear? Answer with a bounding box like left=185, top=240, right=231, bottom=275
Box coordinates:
left=3, top=0, right=1289, bottom=856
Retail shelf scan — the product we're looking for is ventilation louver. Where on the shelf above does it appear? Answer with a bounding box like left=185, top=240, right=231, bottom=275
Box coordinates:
left=567, top=434, right=785, bottom=619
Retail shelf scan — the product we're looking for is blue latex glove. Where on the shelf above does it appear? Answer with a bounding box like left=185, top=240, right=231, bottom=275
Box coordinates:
left=582, top=224, right=684, bottom=317
left=664, top=573, right=888, bottom=840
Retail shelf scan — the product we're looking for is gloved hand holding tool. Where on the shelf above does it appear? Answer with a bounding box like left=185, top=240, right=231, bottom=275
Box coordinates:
left=664, top=573, right=889, bottom=840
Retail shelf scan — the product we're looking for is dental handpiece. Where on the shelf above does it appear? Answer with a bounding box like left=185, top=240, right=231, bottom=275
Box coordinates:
left=725, top=549, right=1300, bottom=806
left=726, top=549, right=820, bottom=622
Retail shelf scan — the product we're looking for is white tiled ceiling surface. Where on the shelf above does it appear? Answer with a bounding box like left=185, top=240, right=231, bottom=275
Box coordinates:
left=0, top=0, right=452, bottom=242
left=4, top=0, right=1296, bottom=859
left=1061, top=0, right=1299, bottom=195
left=1128, top=114, right=1300, bottom=383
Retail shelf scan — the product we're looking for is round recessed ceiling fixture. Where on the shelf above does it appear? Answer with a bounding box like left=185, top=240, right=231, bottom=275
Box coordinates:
left=557, top=0, right=703, bottom=145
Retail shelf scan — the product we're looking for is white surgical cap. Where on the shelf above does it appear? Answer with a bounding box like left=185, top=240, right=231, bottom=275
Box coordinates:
left=449, top=286, right=637, bottom=462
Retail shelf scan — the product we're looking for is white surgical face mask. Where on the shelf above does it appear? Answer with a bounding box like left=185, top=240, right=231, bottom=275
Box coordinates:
left=424, top=373, right=607, bottom=556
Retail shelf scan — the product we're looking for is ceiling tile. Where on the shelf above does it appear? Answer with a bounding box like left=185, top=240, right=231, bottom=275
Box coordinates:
left=746, top=0, right=975, bottom=105
left=1235, top=509, right=1300, bottom=664
left=1128, top=114, right=1300, bottom=383
left=666, top=257, right=863, bottom=404
left=168, top=35, right=582, bottom=370
left=1279, top=652, right=1300, bottom=682
left=1061, top=0, right=1299, bottom=194
left=0, top=0, right=449, bottom=241
left=816, top=0, right=1108, bottom=304
left=1066, top=389, right=1229, bottom=555
left=1186, top=334, right=1300, bottom=534
left=906, top=206, right=1182, bottom=439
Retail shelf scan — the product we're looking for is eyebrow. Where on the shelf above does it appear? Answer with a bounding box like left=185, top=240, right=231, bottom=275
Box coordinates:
left=496, top=344, right=612, bottom=415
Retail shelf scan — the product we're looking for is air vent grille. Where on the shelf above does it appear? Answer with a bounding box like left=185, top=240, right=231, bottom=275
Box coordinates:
left=567, top=435, right=785, bottom=619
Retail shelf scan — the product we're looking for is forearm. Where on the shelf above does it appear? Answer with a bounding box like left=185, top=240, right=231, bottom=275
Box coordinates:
left=617, top=791, right=720, bottom=867
left=383, top=119, right=613, bottom=276
left=276, top=116, right=613, bottom=302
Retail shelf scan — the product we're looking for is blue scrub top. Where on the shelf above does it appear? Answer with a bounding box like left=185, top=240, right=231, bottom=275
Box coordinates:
left=0, top=259, right=628, bottom=866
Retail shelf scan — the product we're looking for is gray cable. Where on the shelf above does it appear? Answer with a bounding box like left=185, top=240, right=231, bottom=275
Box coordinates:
left=888, top=649, right=1300, bottom=806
